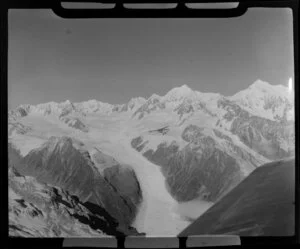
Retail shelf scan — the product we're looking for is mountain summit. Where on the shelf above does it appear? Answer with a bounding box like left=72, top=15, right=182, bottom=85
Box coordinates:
left=8, top=79, right=294, bottom=122
left=230, top=79, right=294, bottom=121
left=163, top=84, right=196, bottom=101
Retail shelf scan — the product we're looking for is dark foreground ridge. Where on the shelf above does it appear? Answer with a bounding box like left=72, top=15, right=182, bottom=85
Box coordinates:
left=178, top=159, right=295, bottom=236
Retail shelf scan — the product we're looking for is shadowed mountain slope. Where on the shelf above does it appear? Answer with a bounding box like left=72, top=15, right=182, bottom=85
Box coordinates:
left=9, top=169, right=130, bottom=237
left=8, top=137, right=143, bottom=236
left=178, top=159, right=295, bottom=236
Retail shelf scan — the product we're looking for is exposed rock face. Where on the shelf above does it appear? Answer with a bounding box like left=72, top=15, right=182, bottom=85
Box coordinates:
left=129, top=85, right=294, bottom=206
left=103, top=165, right=142, bottom=209
left=131, top=124, right=264, bottom=202
left=132, top=95, right=165, bottom=119
left=140, top=143, right=243, bottom=203
left=217, top=98, right=294, bottom=160
left=149, top=126, right=169, bottom=135
left=112, top=97, right=147, bottom=113
left=9, top=169, right=135, bottom=237
left=131, top=137, right=145, bottom=152
left=181, top=125, right=205, bottom=142
left=178, top=159, right=295, bottom=236
left=129, top=83, right=294, bottom=205
left=8, top=121, right=32, bottom=136
left=174, top=100, right=194, bottom=118
left=230, top=115, right=294, bottom=160
left=8, top=137, right=143, bottom=236
left=131, top=112, right=290, bottom=203
left=217, top=98, right=250, bottom=122
left=59, top=116, right=89, bottom=132
left=8, top=105, right=31, bottom=119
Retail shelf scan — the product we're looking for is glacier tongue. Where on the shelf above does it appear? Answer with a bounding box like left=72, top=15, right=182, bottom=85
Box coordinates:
left=88, top=132, right=190, bottom=235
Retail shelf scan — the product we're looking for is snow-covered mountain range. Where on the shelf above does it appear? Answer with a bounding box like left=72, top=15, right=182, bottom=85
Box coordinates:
left=9, top=79, right=293, bottom=121
left=8, top=79, right=295, bottom=237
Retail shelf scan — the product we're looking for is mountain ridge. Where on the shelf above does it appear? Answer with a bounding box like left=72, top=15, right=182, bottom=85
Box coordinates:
left=9, top=80, right=293, bottom=121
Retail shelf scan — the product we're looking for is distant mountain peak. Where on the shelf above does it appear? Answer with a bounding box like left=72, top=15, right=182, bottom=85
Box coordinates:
left=84, top=99, right=98, bottom=104
left=163, top=84, right=195, bottom=101
left=168, top=84, right=193, bottom=94
left=250, top=79, right=271, bottom=88
left=231, top=79, right=290, bottom=98
left=149, top=93, right=162, bottom=100
left=249, top=79, right=289, bottom=93
left=230, top=79, right=294, bottom=121
left=128, top=97, right=147, bottom=104
left=179, top=84, right=192, bottom=90
left=62, top=100, right=72, bottom=105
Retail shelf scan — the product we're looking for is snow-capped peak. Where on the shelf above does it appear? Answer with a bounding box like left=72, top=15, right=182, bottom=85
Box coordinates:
left=250, top=79, right=273, bottom=89
left=62, top=100, right=72, bottom=105
left=128, top=97, right=147, bottom=106
left=74, top=99, right=114, bottom=114
left=9, top=79, right=294, bottom=122
left=249, top=79, right=290, bottom=96
left=230, top=79, right=294, bottom=121
left=174, top=84, right=193, bottom=92
left=163, top=84, right=196, bottom=101
left=30, top=100, right=76, bottom=116
left=232, top=79, right=293, bottom=102
left=149, top=93, right=162, bottom=100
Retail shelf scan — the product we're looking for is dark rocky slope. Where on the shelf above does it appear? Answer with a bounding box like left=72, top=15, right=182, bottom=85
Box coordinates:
left=9, top=137, right=143, bottom=236
left=131, top=124, right=265, bottom=203
left=9, top=168, right=133, bottom=237
left=141, top=141, right=243, bottom=203
left=218, top=98, right=294, bottom=160
left=178, top=159, right=295, bottom=236
left=59, top=116, right=89, bottom=132
left=131, top=98, right=294, bottom=203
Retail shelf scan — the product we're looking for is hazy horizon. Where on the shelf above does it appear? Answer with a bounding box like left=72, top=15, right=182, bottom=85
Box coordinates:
left=8, top=8, right=294, bottom=109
